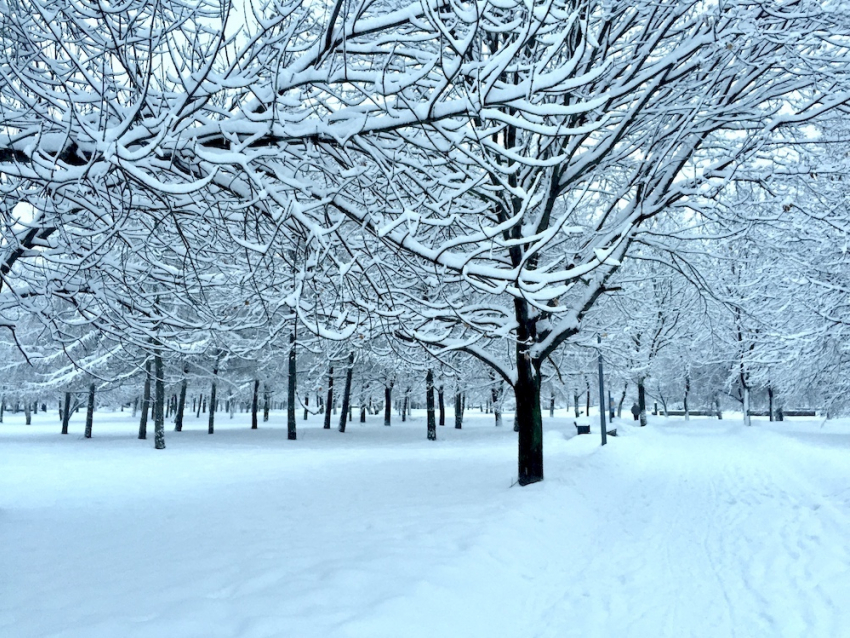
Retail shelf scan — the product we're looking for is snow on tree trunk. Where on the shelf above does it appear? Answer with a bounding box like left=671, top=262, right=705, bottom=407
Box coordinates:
left=426, top=369, right=436, bottom=441
left=288, top=330, right=297, bottom=441
left=154, top=352, right=165, bottom=449
left=490, top=371, right=502, bottom=427
left=251, top=379, right=259, bottom=429
left=338, top=352, right=354, bottom=433
left=324, top=368, right=334, bottom=430
left=454, top=390, right=463, bottom=429
left=384, top=382, right=392, bottom=427
left=139, top=360, right=151, bottom=439
left=84, top=383, right=95, bottom=438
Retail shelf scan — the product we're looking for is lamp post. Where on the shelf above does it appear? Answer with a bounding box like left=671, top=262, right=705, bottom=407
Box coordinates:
left=598, top=334, right=607, bottom=446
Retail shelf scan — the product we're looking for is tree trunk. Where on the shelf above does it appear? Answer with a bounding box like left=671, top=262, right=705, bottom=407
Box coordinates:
left=402, top=388, right=409, bottom=422
left=338, top=352, right=354, bottom=433
left=304, top=394, right=309, bottom=420
left=139, top=360, right=152, bottom=439
left=208, top=365, right=218, bottom=435
left=617, top=383, right=627, bottom=419
left=549, top=392, right=555, bottom=418
left=175, top=371, right=187, bottom=432
left=288, top=330, right=297, bottom=440
left=516, top=352, right=543, bottom=486
left=637, top=377, right=647, bottom=427
left=154, top=352, right=165, bottom=449
left=264, top=385, right=270, bottom=423
left=324, top=368, right=334, bottom=429
left=454, top=390, right=463, bottom=429
left=768, top=384, right=774, bottom=422
left=490, top=371, right=503, bottom=427
left=438, top=385, right=445, bottom=426
left=360, top=393, right=366, bottom=423
left=62, top=391, right=72, bottom=434
left=0, top=397, right=5, bottom=423
left=683, top=374, right=690, bottom=421
left=426, top=369, right=436, bottom=441
left=84, top=383, right=95, bottom=438
left=573, top=389, right=580, bottom=418
left=251, top=379, right=260, bottom=429
left=743, top=386, right=751, bottom=427
left=585, top=380, right=591, bottom=419
left=25, top=401, right=31, bottom=425
left=384, top=382, right=392, bottom=426
left=714, top=392, right=723, bottom=420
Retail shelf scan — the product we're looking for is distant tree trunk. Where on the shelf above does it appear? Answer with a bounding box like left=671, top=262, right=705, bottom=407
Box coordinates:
left=743, top=386, right=751, bottom=427
left=288, top=330, right=297, bottom=440
left=175, top=370, right=187, bottom=432
left=134, top=397, right=140, bottom=418
left=1, top=397, right=5, bottom=423
left=438, top=385, right=445, bottom=426
left=24, top=401, right=31, bottom=425
left=767, top=383, right=774, bottom=422
left=62, top=392, right=72, bottom=434
left=338, top=352, right=354, bottom=433
left=586, top=380, right=591, bottom=419
left=384, top=382, right=392, bottom=426
left=251, top=379, right=260, bottom=429
left=402, top=387, right=409, bottom=422
left=304, top=394, right=310, bottom=420
left=573, top=389, right=580, bottom=418
left=324, top=367, right=334, bottom=429
left=683, top=374, right=690, bottom=421
left=549, top=391, right=555, bottom=418
left=426, top=369, right=437, bottom=440
left=490, top=371, right=502, bottom=427
left=264, top=385, right=270, bottom=423
left=714, top=392, right=723, bottom=420
left=454, top=390, right=463, bottom=429
left=84, top=383, right=95, bottom=438
left=139, top=360, right=152, bottom=439
left=202, top=396, right=207, bottom=413
left=208, top=364, right=218, bottom=435
left=360, top=392, right=366, bottom=423
left=637, top=377, right=647, bottom=427
left=154, top=351, right=165, bottom=449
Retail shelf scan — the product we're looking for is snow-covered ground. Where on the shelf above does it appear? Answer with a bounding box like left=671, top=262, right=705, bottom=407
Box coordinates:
left=2, top=409, right=849, bottom=638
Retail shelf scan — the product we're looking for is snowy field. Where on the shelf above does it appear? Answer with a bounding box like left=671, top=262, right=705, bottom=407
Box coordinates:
left=2, top=409, right=849, bottom=638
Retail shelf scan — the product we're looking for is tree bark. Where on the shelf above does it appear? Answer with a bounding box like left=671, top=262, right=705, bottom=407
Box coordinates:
left=288, top=330, right=297, bottom=440
left=154, top=351, right=165, bottom=449
left=637, top=377, right=647, bottom=427
left=304, top=394, right=310, bottom=420
left=454, top=390, right=463, bottom=429
left=549, top=391, right=555, bottom=418
left=338, top=352, right=354, bottom=433
left=768, top=384, right=774, bottom=422
left=84, top=383, right=95, bottom=438
left=175, top=369, right=187, bottom=432
left=384, top=382, right=392, bottom=426
left=360, top=392, right=366, bottom=423
left=324, top=367, right=334, bottom=429
left=251, top=379, right=260, bottom=429
left=139, top=359, right=151, bottom=439
left=426, top=369, right=436, bottom=440
left=402, top=388, right=409, bottom=422
left=208, top=364, right=218, bottom=435
left=438, top=385, right=445, bottom=426
left=264, top=385, right=270, bottom=423
left=573, top=389, right=580, bottom=418
left=62, top=391, right=72, bottom=434
left=516, top=350, right=543, bottom=485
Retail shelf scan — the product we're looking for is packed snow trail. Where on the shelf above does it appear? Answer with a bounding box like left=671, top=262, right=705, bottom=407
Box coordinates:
left=2, top=413, right=848, bottom=637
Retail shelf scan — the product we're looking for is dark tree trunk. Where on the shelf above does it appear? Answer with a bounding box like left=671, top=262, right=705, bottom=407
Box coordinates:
left=251, top=379, right=260, bottom=429
left=516, top=352, right=543, bottom=486
left=24, top=401, right=31, bottom=425
left=154, top=352, right=165, bottom=449
left=637, top=377, right=647, bottom=427
left=454, top=390, right=463, bottom=429
left=768, top=384, right=774, bottom=422
left=586, top=381, right=591, bottom=419
left=202, top=396, right=207, bottom=413
left=338, top=352, right=354, bottom=433
left=549, top=392, right=555, bottom=418
left=438, top=386, right=445, bottom=426
left=264, top=385, right=270, bottom=423
left=360, top=394, right=366, bottom=423
left=384, top=383, right=392, bottom=426
left=304, top=394, right=309, bottom=420
left=288, top=330, right=297, bottom=441
left=175, top=369, right=187, bottom=432
left=402, top=388, right=409, bottom=422
left=683, top=374, right=690, bottom=421
left=139, top=360, right=151, bottom=439
left=324, top=367, right=334, bottom=429
left=84, top=383, right=95, bottom=438
left=62, top=392, right=72, bottom=434
left=1, top=397, right=5, bottom=423
left=208, top=364, right=218, bottom=435
left=426, top=369, right=436, bottom=440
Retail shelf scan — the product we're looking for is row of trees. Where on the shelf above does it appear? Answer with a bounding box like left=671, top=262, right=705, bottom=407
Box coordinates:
left=2, top=0, right=849, bottom=484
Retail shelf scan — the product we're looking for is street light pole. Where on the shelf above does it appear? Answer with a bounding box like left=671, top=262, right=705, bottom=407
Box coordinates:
left=598, top=334, right=607, bottom=446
